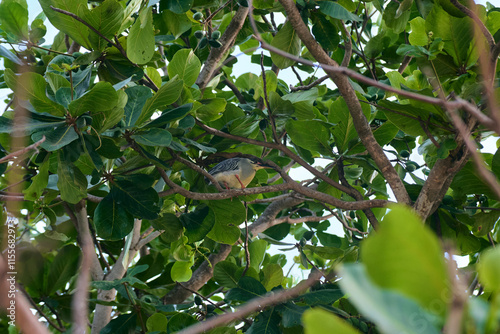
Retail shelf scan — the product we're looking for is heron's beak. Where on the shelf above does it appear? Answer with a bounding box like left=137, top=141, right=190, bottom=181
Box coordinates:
left=256, top=161, right=274, bottom=169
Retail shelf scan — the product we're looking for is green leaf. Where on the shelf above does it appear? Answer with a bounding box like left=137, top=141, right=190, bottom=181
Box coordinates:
left=113, top=181, right=160, bottom=220
left=382, top=1, right=411, bottom=34
left=32, top=126, right=79, bottom=152
left=127, top=8, right=155, bottom=64
left=18, top=246, right=45, bottom=296
left=0, top=0, right=29, bottom=40
left=285, top=120, right=332, bottom=156
left=146, top=313, right=168, bottom=332
left=180, top=205, right=213, bottom=243
left=246, top=309, right=281, bottom=334
left=426, top=3, right=473, bottom=66
left=46, top=245, right=81, bottom=295
left=101, top=313, right=137, bottom=334
left=347, top=122, right=399, bottom=155
left=226, top=276, right=267, bottom=302
left=94, top=194, right=135, bottom=240
left=362, top=204, right=450, bottom=316
left=318, top=1, right=362, bottom=22
left=378, top=100, right=431, bottom=137
left=82, top=0, right=124, bottom=51
left=68, top=82, right=118, bottom=117
left=249, top=239, right=267, bottom=271
left=39, top=0, right=90, bottom=48
left=171, top=260, right=193, bottom=282
left=262, top=264, right=283, bottom=291
left=132, top=128, right=173, bottom=147
left=23, top=157, right=50, bottom=200
left=150, top=213, right=183, bottom=242
left=161, top=10, right=192, bottom=39
left=168, top=49, right=201, bottom=87
left=409, top=17, right=428, bottom=46
left=57, top=153, right=87, bottom=204
left=194, top=98, right=227, bottom=123
left=163, top=0, right=194, bottom=14
left=338, top=264, right=441, bottom=334
left=5, top=69, right=66, bottom=116
left=145, top=103, right=193, bottom=128
left=0, top=45, right=22, bottom=65
left=312, top=15, right=340, bottom=51
left=478, top=247, right=500, bottom=293
left=124, top=86, right=153, bottom=127
left=270, top=21, right=301, bottom=69
left=451, top=162, right=496, bottom=198
left=303, top=308, right=360, bottom=334
left=137, top=78, right=184, bottom=125
left=207, top=199, right=244, bottom=244
left=213, top=261, right=241, bottom=288
left=295, top=289, right=344, bottom=305
left=254, top=70, right=278, bottom=101
left=304, top=245, right=344, bottom=260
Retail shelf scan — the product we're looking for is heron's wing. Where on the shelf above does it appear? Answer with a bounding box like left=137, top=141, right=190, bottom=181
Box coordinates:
left=208, top=158, right=241, bottom=175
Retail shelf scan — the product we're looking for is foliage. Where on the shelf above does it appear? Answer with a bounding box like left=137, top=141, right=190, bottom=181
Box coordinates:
left=0, top=0, right=499, bottom=333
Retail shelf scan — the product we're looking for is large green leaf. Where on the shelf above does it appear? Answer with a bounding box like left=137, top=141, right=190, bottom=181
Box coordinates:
left=0, top=0, right=28, bottom=40
left=39, top=0, right=90, bottom=48
left=150, top=213, right=183, bottom=242
left=32, top=126, right=79, bottom=152
left=171, top=260, right=194, bottom=282
left=0, top=45, right=23, bottom=65
left=23, top=157, right=50, bottom=200
left=246, top=309, right=281, bottom=334
left=361, top=204, right=450, bottom=316
left=4, top=69, right=66, bottom=116
left=478, top=247, right=500, bottom=293
left=132, top=128, right=173, bottom=147
left=249, top=239, right=267, bottom=271
left=285, top=120, right=332, bottom=156
left=163, top=0, right=193, bottom=14
left=82, top=0, right=124, bottom=51
left=270, top=21, right=301, bottom=69
left=113, top=181, right=160, bottom=220
left=160, top=10, right=192, bottom=39
left=207, top=199, right=245, bottom=244
left=450, top=162, right=496, bottom=198
left=338, top=264, right=441, bottom=334
left=57, top=153, right=88, bottom=204
left=378, top=100, right=432, bottom=137
left=101, top=313, right=137, bottom=334
left=261, top=264, right=283, bottom=291
left=137, top=78, right=184, bottom=125
left=382, top=1, right=411, bottom=33
left=180, top=205, right=213, bottom=243
left=426, top=3, right=473, bottom=66
left=167, top=49, right=201, bottom=87
left=68, top=82, right=118, bottom=117
left=213, top=261, right=241, bottom=288
left=303, top=308, right=360, bottom=334
left=194, top=98, right=227, bottom=123
left=347, top=122, right=399, bottom=154
left=124, top=86, right=152, bottom=127
left=94, top=193, right=135, bottom=240
left=226, top=276, right=267, bottom=302
left=145, top=103, right=193, bottom=128
left=127, top=8, right=155, bottom=64
left=46, top=245, right=81, bottom=295
left=311, top=15, right=340, bottom=51
left=318, top=1, right=362, bottom=22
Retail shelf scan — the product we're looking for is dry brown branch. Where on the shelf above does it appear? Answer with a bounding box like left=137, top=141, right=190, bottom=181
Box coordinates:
left=0, top=136, right=45, bottom=164
left=176, top=270, right=323, bottom=334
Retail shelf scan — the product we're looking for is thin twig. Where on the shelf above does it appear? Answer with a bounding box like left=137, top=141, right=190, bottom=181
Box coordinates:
left=0, top=136, right=45, bottom=164
left=242, top=202, right=251, bottom=276
left=20, top=288, right=66, bottom=332
left=290, top=75, right=328, bottom=91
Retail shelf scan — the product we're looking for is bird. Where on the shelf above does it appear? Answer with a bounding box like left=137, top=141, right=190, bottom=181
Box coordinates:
left=206, top=157, right=272, bottom=189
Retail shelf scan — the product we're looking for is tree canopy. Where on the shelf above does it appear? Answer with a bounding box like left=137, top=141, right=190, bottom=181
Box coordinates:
left=1, top=0, right=500, bottom=333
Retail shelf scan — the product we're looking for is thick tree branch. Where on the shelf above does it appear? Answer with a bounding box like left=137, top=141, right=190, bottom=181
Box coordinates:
left=196, top=6, right=249, bottom=90
left=177, top=270, right=323, bottom=334
left=268, top=0, right=412, bottom=205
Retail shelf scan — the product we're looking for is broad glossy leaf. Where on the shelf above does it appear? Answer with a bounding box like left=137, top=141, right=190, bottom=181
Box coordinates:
left=451, top=162, right=496, bottom=198
left=347, top=121, right=399, bottom=154
left=0, top=0, right=28, bottom=40
left=68, top=82, right=118, bottom=117
left=94, top=194, right=135, bottom=240
left=262, top=264, right=283, bottom=291
left=304, top=245, right=344, bottom=260
left=46, top=245, right=81, bottom=295
left=318, top=1, right=362, bottom=22
left=378, top=100, right=431, bottom=137
left=295, top=289, right=344, bottom=305
left=163, top=0, right=193, bottom=14
left=146, top=313, right=168, bottom=332
left=312, top=15, right=340, bottom=51
left=32, top=126, right=79, bottom=152
left=362, top=204, right=450, bottom=316
left=285, top=120, right=332, bottom=156
left=478, top=247, right=500, bottom=292
left=180, top=205, right=213, bottom=243
left=57, top=154, right=88, bottom=204
left=132, top=128, right=173, bottom=147
left=82, top=0, right=124, bottom=51
left=23, top=157, right=50, bottom=200
left=246, top=309, right=281, bottom=334
left=127, top=8, right=155, bottom=64
left=124, top=86, right=152, bottom=127
left=213, top=261, right=241, bottom=288
left=0, top=45, right=22, bottom=65
left=168, top=49, right=201, bottom=87
left=382, top=1, right=411, bottom=33
left=150, top=213, right=183, bottom=242
left=4, top=69, right=66, bottom=116
left=113, top=181, right=160, bottom=220
left=207, top=199, right=245, bottom=244
left=226, top=276, right=267, bottom=302
left=194, top=98, right=227, bottom=123
left=253, top=70, right=277, bottom=101
left=101, top=313, right=137, bottom=334
left=145, top=103, right=193, bottom=128
left=137, top=78, right=184, bottom=125
left=303, top=308, right=360, bottom=334
left=171, top=260, right=193, bottom=282
left=160, top=10, right=191, bottom=39
left=270, top=21, right=301, bottom=69
left=17, top=246, right=45, bottom=296
left=338, top=264, right=441, bottom=334
left=409, top=17, right=428, bottom=46
left=39, top=0, right=90, bottom=48
left=249, top=239, right=267, bottom=271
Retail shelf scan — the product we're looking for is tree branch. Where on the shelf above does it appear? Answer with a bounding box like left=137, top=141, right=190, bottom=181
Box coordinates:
left=0, top=136, right=45, bottom=164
